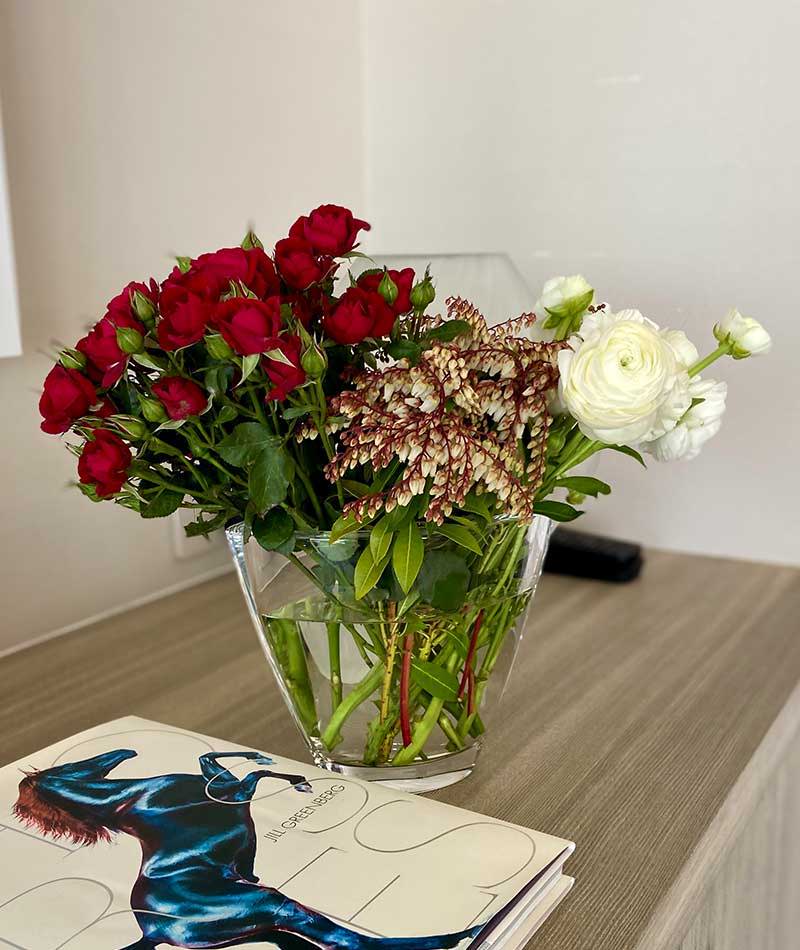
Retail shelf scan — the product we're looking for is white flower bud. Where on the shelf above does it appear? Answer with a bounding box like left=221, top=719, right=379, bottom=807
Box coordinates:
left=714, top=308, right=771, bottom=357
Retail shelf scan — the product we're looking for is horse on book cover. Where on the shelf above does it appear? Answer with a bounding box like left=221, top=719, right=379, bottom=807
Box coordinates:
left=14, top=748, right=478, bottom=950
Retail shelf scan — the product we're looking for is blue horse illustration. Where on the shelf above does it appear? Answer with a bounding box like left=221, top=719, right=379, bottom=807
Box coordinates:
left=14, top=748, right=478, bottom=950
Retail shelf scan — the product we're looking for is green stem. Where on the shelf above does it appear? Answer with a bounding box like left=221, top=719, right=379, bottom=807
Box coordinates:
left=268, top=619, right=317, bottom=735
left=326, top=622, right=343, bottom=710
left=438, top=711, right=464, bottom=750
left=688, top=342, right=731, bottom=378
left=391, top=651, right=460, bottom=766
left=320, top=663, right=384, bottom=749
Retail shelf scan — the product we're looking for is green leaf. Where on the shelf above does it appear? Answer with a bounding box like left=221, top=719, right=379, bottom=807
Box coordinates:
left=607, top=444, right=647, bottom=467
left=184, top=511, right=229, bottom=537
left=410, top=660, right=460, bottom=701
left=461, top=493, right=494, bottom=522
left=330, top=511, right=361, bottom=543
left=392, top=519, right=424, bottom=594
left=248, top=445, right=291, bottom=513
left=354, top=545, right=391, bottom=600
left=215, top=404, right=238, bottom=426
left=340, top=479, right=371, bottom=498
left=204, top=365, right=234, bottom=396
left=369, top=517, right=394, bottom=561
left=423, top=319, right=471, bottom=342
left=132, top=351, right=168, bottom=371
left=216, top=423, right=277, bottom=467
left=435, top=522, right=484, bottom=556
left=156, top=418, right=186, bottom=431
left=417, top=550, right=471, bottom=611
left=238, top=353, right=260, bottom=386
left=533, top=500, right=583, bottom=522
left=253, top=508, right=295, bottom=551
left=555, top=476, right=611, bottom=497
left=140, top=489, right=184, bottom=519
left=281, top=405, right=311, bottom=420
left=387, top=340, right=423, bottom=363
left=175, top=255, right=192, bottom=274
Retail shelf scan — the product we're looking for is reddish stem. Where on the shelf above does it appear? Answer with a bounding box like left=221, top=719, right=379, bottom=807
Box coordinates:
left=467, top=668, right=475, bottom=716
left=400, top=632, right=414, bottom=747
left=458, top=609, right=484, bottom=699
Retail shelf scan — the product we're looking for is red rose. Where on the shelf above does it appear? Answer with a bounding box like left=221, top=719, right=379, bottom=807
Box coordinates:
left=77, top=429, right=132, bottom=497
left=77, top=310, right=144, bottom=388
left=151, top=377, right=208, bottom=420
left=213, top=297, right=283, bottom=355
left=322, top=287, right=396, bottom=344
left=106, top=279, right=159, bottom=323
left=39, top=365, right=98, bottom=434
left=274, top=238, right=327, bottom=290
left=357, top=267, right=415, bottom=315
left=290, top=205, right=370, bottom=256
left=163, top=247, right=280, bottom=302
left=262, top=335, right=306, bottom=401
left=157, top=288, right=212, bottom=350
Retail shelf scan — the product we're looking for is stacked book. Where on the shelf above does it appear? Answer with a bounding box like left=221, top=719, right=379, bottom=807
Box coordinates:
left=0, top=717, right=574, bottom=949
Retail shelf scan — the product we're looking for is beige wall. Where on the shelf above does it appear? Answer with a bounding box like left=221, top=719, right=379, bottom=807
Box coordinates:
left=0, top=0, right=365, bottom=651
left=364, top=0, right=800, bottom=566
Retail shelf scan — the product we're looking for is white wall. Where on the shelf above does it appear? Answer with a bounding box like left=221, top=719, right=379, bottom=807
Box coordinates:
left=0, top=0, right=365, bottom=652
left=362, top=0, right=800, bottom=566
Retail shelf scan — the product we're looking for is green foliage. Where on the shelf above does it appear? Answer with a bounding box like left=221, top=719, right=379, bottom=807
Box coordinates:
left=532, top=500, right=583, bottom=522
left=253, top=508, right=295, bottom=551
left=392, top=519, right=424, bottom=593
left=422, top=319, right=471, bottom=342
left=354, top=545, right=391, bottom=599
left=217, top=423, right=278, bottom=467
left=410, top=660, right=460, bottom=701
left=369, top=517, right=394, bottom=562
left=417, top=550, right=471, bottom=610
left=435, top=522, right=483, bottom=555
left=140, top=489, right=184, bottom=519
left=555, top=476, right=611, bottom=497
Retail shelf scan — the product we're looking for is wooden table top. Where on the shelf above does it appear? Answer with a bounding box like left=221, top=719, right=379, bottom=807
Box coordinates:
left=2, top=551, right=799, bottom=950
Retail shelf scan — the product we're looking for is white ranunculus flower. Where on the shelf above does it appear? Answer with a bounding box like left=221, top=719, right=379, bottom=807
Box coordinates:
left=557, top=309, right=693, bottom=444
left=537, top=274, right=594, bottom=316
left=644, top=377, right=727, bottom=461
left=714, top=308, right=772, bottom=357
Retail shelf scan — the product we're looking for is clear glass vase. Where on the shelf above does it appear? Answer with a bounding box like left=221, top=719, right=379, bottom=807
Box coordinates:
left=227, top=516, right=552, bottom=791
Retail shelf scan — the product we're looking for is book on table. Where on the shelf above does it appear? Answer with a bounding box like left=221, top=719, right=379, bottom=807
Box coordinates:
left=0, top=716, right=574, bottom=949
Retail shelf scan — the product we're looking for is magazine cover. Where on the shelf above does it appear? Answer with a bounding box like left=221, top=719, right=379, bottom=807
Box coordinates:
left=0, top=717, right=573, bottom=949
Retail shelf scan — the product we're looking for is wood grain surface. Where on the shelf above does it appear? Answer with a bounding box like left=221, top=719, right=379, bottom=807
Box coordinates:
left=2, top=551, right=799, bottom=949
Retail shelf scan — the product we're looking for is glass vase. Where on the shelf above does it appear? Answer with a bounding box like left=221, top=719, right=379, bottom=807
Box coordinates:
left=226, top=516, right=552, bottom=791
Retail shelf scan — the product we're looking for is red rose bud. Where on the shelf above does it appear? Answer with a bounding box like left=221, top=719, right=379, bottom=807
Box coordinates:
left=291, top=205, right=370, bottom=256
left=106, top=279, right=159, bottom=324
left=204, top=332, right=234, bottom=360
left=115, top=326, right=144, bottom=354
left=262, top=335, right=306, bottom=401
left=139, top=395, right=168, bottom=423
left=59, top=347, right=87, bottom=371
left=274, top=237, right=327, bottom=290
left=322, top=286, right=396, bottom=344
left=241, top=229, right=264, bottom=251
left=157, top=289, right=212, bottom=350
left=358, top=267, right=414, bottom=315
left=410, top=273, right=436, bottom=312
left=213, top=296, right=282, bottom=355
left=77, top=310, right=145, bottom=387
left=300, top=337, right=327, bottom=379
left=39, top=365, right=98, bottom=434
left=77, top=429, right=132, bottom=497
left=152, top=377, right=208, bottom=420
left=109, top=414, right=149, bottom=441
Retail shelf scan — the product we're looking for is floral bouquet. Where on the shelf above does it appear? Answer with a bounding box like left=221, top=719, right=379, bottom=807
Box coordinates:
left=39, top=204, right=770, bottom=788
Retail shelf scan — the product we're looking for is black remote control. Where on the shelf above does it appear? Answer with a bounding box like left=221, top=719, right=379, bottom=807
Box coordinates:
left=543, top=528, right=643, bottom=583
